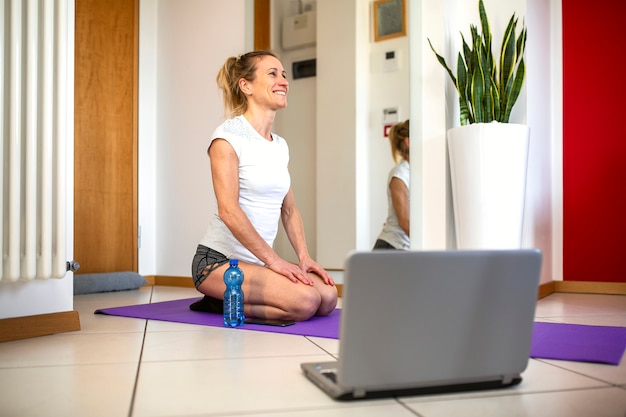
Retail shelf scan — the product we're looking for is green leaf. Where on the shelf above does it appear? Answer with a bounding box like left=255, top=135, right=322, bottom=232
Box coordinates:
left=517, top=25, right=527, bottom=59
left=490, top=75, right=500, bottom=121
left=427, top=0, right=526, bottom=126
left=499, top=16, right=518, bottom=108
left=480, top=45, right=494, bottom=122
left=471, top=57, right=485, bottom=123
left=502, top=58, right=525, bottom=122
left=457, top=53, right=472, bottom=125
left=478, top=0, right=492, bottom=75
left=461, top=33, right=473, bottom=70
left=427, top=38, right=457, bottom=87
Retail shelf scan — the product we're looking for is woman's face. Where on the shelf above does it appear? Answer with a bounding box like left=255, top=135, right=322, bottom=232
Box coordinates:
left=241, top=55, right=289, bottom=111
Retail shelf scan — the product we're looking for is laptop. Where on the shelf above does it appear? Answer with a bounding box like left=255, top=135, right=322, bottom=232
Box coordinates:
left=301, top=249, right=542, bottom=401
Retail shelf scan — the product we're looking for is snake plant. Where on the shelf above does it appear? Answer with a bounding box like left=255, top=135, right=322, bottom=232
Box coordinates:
left=428, top=0, right=527, bottom=125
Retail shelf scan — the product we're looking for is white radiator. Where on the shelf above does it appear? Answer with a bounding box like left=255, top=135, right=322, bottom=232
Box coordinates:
left=1, top=0, right=73, bottom=282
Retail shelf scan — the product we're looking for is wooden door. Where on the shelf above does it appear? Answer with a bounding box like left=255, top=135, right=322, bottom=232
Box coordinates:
left=254, top=0, right=270, bottom=50
left=74, top=0, right=138, bottom=274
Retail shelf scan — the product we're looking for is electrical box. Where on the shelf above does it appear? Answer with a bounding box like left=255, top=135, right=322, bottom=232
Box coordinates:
left=282, top=11, right=316, bottom=50
left=292, top=58, right=316, bottom=79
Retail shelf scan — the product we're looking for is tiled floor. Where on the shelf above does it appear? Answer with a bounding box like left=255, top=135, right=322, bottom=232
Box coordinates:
left=1, top=286, right=625, bottom=417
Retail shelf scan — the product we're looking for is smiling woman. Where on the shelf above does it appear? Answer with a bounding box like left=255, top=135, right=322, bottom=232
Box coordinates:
left=189, top=50, right=338, bottom=322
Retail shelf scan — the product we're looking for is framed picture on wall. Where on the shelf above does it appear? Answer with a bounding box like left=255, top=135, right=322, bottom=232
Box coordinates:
left=373, top=0, right=406, bottom=42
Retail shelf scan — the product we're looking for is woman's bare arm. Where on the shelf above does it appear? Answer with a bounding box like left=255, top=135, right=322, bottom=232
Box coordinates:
left=209, top=139, right=311, bottom=284
left=390, top=177, right=410, bottom=236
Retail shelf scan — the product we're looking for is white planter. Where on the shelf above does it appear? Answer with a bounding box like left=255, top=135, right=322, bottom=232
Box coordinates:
left=448, top=123, right=530, bottom=249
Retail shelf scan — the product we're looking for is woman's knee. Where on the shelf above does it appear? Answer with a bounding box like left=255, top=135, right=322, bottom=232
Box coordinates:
left=316, top=285, right=338, bottom=316
left=287, top=289, right=322, bottom=321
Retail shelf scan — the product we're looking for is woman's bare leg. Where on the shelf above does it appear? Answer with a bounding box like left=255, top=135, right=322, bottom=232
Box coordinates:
left=308, top=272, right=338, bottom=316
left=197, top=261, right=337, bottom=321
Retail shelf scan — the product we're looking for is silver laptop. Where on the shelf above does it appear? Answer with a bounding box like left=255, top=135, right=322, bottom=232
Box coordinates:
left=301, top=249, right=542, bottom=401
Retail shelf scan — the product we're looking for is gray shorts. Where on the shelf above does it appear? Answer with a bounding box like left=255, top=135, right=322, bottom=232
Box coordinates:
left=191, top=245, right=229, bottom=288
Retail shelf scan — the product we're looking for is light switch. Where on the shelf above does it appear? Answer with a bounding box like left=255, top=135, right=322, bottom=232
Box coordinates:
left=383, top=50, right=399, bottom=72
left=383, top=107, right=399, bottom=124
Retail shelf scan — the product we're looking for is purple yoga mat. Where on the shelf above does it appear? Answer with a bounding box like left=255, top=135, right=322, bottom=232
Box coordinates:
left=95, top=297, right=340, bottom=339
left=95, top=298, right=626, bottom=365
left=530, top=321, right=626, bottom=366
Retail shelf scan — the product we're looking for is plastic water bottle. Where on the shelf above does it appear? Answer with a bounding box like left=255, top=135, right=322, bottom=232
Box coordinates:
left=223, top=259, right=245, bottom=327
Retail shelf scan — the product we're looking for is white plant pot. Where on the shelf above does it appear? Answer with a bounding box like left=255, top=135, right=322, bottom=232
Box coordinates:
left=448, top=122, right=530, bottom=249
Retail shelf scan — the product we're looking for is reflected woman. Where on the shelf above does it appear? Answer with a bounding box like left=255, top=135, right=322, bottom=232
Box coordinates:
left=373, top=119, right=410, bottom=250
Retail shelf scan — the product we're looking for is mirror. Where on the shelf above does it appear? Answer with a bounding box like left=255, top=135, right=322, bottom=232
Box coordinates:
left=268, top=0, right=411, bottom=266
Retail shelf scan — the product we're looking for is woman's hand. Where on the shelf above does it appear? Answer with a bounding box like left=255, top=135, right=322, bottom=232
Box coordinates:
left=266, top=258, right=314, bottom=285
left=266, top=256, right=334, bottom=286
left=299, top=256, right=335, bottom=286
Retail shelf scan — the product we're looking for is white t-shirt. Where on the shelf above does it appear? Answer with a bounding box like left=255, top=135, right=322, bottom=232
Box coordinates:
left=200, top=115, right=291, bottom=265
left=376, top=159, right=410, bottom=250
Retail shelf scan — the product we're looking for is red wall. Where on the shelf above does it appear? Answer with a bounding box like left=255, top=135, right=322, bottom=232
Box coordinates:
left=562, top=1, right=626, bottom=282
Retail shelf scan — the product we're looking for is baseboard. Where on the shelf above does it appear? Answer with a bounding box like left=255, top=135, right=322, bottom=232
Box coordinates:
left=0, top=310, right=81, bottom=343
left=538, top=281, right=556, bottom=299
left=554, top=281, right=626, bottom=295
left=147, top=276, right=195, bottom=288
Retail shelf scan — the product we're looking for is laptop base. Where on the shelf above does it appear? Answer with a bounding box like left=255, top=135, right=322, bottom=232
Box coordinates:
left=332, top=376, right=522, bottom=401
left=301, top=361, right=522, bottom=401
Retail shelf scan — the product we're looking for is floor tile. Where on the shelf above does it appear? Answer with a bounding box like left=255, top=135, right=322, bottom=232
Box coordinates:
left=231, top=403, right=418, bottom=417
left=78, top=309, right=148, bottom=334
left=536, top=357, right=626, bottom=386
left=542, top=314, right=626, bottom=327
left=402, top=386, right=626, bottom=417
left=146, top=319, right=209, bottom=332
left=0, top=363, right=137, bottom=417
left=73, top=286, right=153, bottom=311
left=535, top=294, right=626, bottom=319
left=149, top=286, right=201, bottom=303
left=0, top=332, right=144, bottom=367
left=132, top=354, right=397, bottom=417
left=141, top=328, right=331, bottom=362
left=399, top=359, right=609, bottom=404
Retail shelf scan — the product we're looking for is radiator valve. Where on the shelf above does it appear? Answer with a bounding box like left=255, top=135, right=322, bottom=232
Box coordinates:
left=66, top=260, right=81, bottom=272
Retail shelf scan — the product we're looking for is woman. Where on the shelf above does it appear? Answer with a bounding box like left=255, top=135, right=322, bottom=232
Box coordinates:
left=191, top=50, right=337, bottom=322
left=373, top=119, right=410, bottom=250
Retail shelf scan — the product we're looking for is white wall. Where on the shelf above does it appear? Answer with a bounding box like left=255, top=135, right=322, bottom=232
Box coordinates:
left=138, top=0, right=247, bottom=277
left=526, top=0, right=562, bottom=283
left=271, top=1, right=319, bottom=264
left=139, top=0, right=562, bottom=287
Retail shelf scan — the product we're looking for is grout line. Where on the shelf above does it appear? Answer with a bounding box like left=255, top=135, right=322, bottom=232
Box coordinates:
left=534, top=358, right=625, bottom=387
left=304, top=336, right=339, bottom=360
left=398, top=400, right=424, bottom=416
left=127, top=286, right=154, bottom=417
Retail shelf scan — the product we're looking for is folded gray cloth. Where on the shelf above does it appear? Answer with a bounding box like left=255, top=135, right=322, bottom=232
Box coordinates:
left=73, top=271, right=146, bottom=295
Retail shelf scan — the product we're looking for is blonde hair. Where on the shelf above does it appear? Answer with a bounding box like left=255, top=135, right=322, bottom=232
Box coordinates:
left=389, top=119, right=409, bottom=163
left=215, top=50, right=278, bottom=117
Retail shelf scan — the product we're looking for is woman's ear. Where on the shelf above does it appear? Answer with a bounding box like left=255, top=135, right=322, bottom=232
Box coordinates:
left=239, top=78, right=251, bottom=96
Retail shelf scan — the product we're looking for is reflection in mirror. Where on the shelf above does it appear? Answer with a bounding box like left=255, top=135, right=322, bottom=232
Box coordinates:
left=264, top=1, right=411, bottom=267
left=373, top=120, right=411, bottom=251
